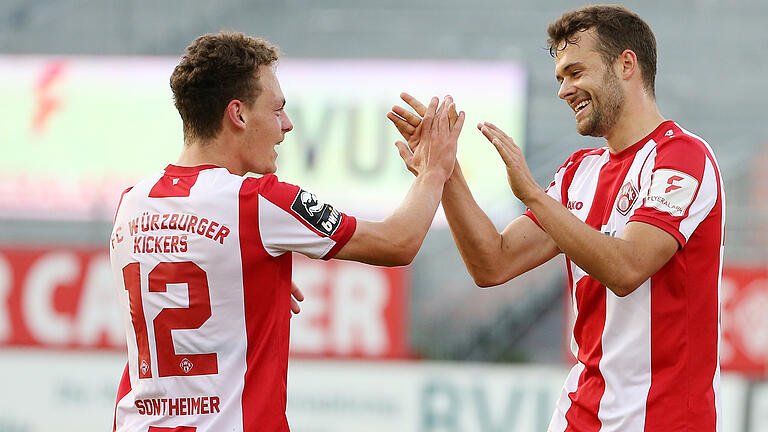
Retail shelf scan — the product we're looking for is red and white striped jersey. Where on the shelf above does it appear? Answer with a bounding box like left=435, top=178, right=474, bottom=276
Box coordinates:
left=526, top=121, right=725, bottom=432
left=109, top=164, right=356, bottom=432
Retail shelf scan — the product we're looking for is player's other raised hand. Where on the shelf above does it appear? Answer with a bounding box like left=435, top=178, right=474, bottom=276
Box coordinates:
left=477, top=121, right=538, bottom=202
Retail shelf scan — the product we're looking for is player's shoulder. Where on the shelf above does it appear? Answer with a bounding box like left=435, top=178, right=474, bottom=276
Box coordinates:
left=121, top=170, right=165, bottom=199
left=240, top=174, right=305, bottom=206
left=559, top=146, right=608, bottom=170
left=653, top=121, right=712, bottom=158
left=241, top=173, right=288, bottom=193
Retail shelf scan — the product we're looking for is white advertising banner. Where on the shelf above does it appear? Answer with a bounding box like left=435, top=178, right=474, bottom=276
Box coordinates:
left=0, top=352, right=755, bottom=432
left=749, top=381, right=768, bottom=432
left=287, top=360, right=566, bottom=432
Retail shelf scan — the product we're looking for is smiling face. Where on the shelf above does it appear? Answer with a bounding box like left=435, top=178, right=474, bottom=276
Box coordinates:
left=555, top=29, right=625, bottom=137
left=238, top=65, right=294, bottom=174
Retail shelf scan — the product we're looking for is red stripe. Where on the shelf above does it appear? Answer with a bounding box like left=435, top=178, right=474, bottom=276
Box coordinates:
left=149, top=173, right=200, bottom=198
left=563, top=257, right=577, bottom=363
left=112, top=363, right=131, bottom=431
left=148, top=427, right=197, bottom=432
left=565, top=278, right=605, bottom=432
left=644, top=141, right=721, bottom=431
left=239, top=177, right=291, bottom=431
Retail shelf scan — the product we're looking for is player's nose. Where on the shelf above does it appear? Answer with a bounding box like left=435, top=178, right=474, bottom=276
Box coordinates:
left=281, top=112, right=294, bottom=133
left=558, top=79, right=576, bottom=101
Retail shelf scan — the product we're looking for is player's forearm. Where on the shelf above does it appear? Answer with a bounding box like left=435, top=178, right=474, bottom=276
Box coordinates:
left=523, top=190, right=644, bottom=296
left=369, top=170, right=446, bottom=265
left=440, top=164, right=508, bottom=283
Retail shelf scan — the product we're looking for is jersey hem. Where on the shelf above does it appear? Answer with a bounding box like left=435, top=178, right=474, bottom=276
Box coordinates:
left=322, top=216, right=357, bottom=260
left=628, top=214, right=686, bottom=247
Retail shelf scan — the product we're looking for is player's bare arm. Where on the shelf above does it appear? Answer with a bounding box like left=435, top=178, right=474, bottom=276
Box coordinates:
left=387, top=93, right=559, bottom=287
left=334, top=96, right=466, bottom=266
left=479, top=121, right=679, bottom=296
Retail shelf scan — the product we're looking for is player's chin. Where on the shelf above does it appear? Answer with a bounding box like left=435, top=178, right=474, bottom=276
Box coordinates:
left=251, top=160, right=277, bottom=175
left=266, top=160, right=278, bottom=174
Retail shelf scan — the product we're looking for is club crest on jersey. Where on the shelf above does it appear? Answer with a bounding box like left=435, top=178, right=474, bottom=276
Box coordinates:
left=615, top=181, right=638, bottom=216
left=140, top=360, right=150, bottom=376
left=291, top=189, right=342, bottom=236
left=180, top=358, right=194, bottom=374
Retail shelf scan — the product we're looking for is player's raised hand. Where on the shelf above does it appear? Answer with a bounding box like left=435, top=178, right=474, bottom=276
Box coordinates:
left=388, top=92, right=460, bottom=176
left=399, top=96, right=465, bottom=182
left=477, top=121, right=540, bottom=202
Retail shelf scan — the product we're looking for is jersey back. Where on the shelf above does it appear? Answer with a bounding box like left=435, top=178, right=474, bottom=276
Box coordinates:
left=110, top=165, right=356, bottom=432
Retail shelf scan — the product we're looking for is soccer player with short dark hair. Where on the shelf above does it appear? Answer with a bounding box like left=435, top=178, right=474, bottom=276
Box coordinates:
left=389, top=5, right=724, bottom=431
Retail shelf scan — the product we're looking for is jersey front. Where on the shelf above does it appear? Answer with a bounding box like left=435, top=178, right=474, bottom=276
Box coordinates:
left=109, top=165, right=356, bottom=432
left=526, top=121, right=725, bottom=432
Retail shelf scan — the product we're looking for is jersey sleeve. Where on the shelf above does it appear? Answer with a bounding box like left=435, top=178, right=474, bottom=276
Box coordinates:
left=629, top=137, right=719, bottom=247
left=244, top=175, right=357, bottom=260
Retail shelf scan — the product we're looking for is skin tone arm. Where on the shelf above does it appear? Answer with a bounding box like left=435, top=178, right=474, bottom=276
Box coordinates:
left=479, top=122, right=677, bottom=296
left=388, top=94, right=559, bottom=287
left=389, top=94, right=678, bottom=296
left=333, top=96, right=467, bottom=267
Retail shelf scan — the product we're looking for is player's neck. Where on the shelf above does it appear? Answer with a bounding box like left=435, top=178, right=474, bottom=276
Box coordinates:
left=176, top=136, right=238, bottom=172
left=604, top=98, right=665, bottom=154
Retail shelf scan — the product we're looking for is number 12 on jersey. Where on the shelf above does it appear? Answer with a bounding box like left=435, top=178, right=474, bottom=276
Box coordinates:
left=122, top=261, right=219, bottom=378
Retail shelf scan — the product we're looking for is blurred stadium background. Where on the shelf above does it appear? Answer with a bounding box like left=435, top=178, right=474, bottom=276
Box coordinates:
left=1, top=0, right=767, bottom=431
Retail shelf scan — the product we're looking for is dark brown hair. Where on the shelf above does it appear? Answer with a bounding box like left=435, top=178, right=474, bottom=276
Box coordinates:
left=547, top=5, right=657, bottom=96
left=170, top=31, right=279, bottom=141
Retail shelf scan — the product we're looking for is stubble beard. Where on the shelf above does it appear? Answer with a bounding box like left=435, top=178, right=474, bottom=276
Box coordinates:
left=577, top=68, right=625, bottom=137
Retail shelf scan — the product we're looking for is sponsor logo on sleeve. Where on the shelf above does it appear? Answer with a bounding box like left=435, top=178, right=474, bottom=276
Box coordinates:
left=290, top=189, right=343, bottom=236
left=615, top=181, right=639, bottom=216
left=645, top=169, right=698, bottom=217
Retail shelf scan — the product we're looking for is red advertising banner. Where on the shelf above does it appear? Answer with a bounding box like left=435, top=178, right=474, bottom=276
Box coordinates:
left=721, top=266, right=768, bottom=375
left=0, top=247, right=409, bottom=358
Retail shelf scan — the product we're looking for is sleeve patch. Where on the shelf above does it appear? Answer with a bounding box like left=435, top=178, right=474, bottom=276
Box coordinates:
left=645, top=168, right=699, bottom=217
left=290, top=189, right=342, bottom=236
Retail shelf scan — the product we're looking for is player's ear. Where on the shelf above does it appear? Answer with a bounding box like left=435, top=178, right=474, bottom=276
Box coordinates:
left=618, top=49, right=638, bottom=82
left=226, top=100, right=247, bottom=130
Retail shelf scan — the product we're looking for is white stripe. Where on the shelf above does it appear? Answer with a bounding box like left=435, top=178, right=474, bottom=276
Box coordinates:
left=678, top=157, right=717, bottom=240
left=567, top=151, right=610, bottom=222
left=545, top=163, right=569, bottom=202
left=597, top=280, right=652, bottom=432
left=548, top=362, right=584, bottom=432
